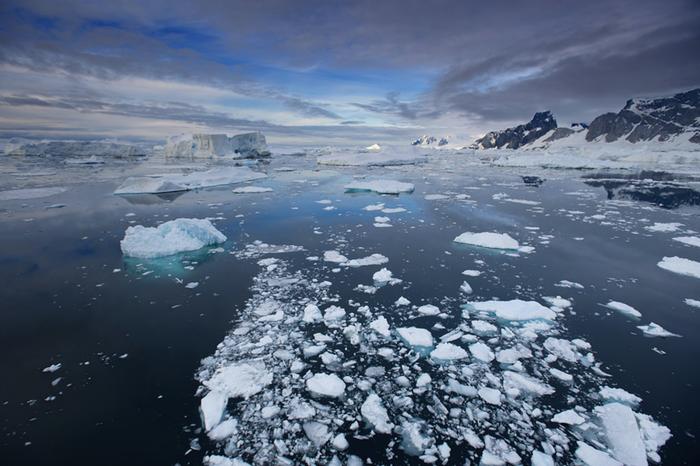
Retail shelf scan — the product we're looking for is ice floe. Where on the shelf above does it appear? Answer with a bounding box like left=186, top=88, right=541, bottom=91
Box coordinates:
left=605, top=301, right=642, bottom=318
left=120, top=218, right=226, bottom=258
left=114, top=166, right=266, bottom=194
left=657, top=256, right=700, bottom=279
left=344, top=179, right=415, bottom=194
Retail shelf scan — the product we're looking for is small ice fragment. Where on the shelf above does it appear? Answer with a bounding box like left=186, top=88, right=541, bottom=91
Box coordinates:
left=552, top=409, right=585, bottom=425
left=369, top=316, right=391, bottom=337
left=397, top=327, right=434, bottom=348
left=417, top=304, right=440, bottom=316
left=42, top=363, right=61, bottom=373
left=185, top=282, right=199, bottom=289
left=478, top=387, right=502, bottom=405
left=306, top=373, right=346, bottom=398
left=469, top=342, right=495, bottom=363
left=454, top=231, right=520, bottom=250
left=430, top=343, right=468, bottom=361
left=636, top=322, right=681, bottom=338
left=361, top=393, right=393, bottom=433
left=605, top=301, right=641, bottom=318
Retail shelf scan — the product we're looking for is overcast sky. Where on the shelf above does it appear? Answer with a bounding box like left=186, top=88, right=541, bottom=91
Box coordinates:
left=1, top=0, right=698, bottom=144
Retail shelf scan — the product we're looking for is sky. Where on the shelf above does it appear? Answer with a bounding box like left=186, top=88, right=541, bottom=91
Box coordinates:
left=0, top=0, right=699, bottom=145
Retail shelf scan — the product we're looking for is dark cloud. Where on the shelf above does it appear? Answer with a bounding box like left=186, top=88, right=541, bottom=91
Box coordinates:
left=0, top=0, right=699, bottom=137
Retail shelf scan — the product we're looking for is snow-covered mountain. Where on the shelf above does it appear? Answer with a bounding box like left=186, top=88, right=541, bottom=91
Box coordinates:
left=471, top=111, right=557, bottom=149
left=472, top=88, right=700, bottom=150
left=411, top=135, right=450, bottom=147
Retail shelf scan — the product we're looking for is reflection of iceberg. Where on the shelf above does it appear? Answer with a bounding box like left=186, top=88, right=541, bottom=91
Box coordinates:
left=583, top=171, right=700, bottom=209
left=118, top=191, right=186, bottom=205
left=114, top=166, right=267, bottom=194
left=121, top=246, right=222, bottom=277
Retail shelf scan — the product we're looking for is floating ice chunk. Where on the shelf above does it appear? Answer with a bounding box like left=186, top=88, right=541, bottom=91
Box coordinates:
left=645, top=222, right=683, bottom=232
left=374, top=216, right=391, bottom=223
left=397, top=327, right=434, bottom=348
left=115, top=166, right=266, bottom=194
left=303, top=421, right=330, bottom=447
left=416, top=373, right=432, bottom=387
left=531, top=450, right=554, bottom=466
left=636, top=322, right=681, bottom=338
left=302, top=304, right=322, bottom=323
left=468, top=299, right=557, bottom=322
left=596, top=402, right=647, bottom=466
left=42, top=363, right=61, bottom=373
left=208, top=418, right=237, bottom=440
left=635, top=412, right=671, bottom=463
left=478, top=387, right=502, bottom=405
left=323, top=305, right=346, bottom=323
left=472, top=320, right=498, bottom=335
left=345, top=253, right=389, bottom=267
left=417, top=304, right=440, bottom=316
left=344, top=179, right=415, bottom=194
left=446, top=378, right=477, bottom=397
left=462, top=269, right=481, bottom=277
left=549, top=368, right=573, bottom=382
left=324, top=250, right=348, bottom=263
left=460, top=281, right=473, bottom=294
left=382, top=207, right=406, bottom=213
left=657, top=256, right=700, bottom=279
left=605, top=301, right=642, bottom=318
left=469, top=342, right=494, bottom=363
left=542, top=296, right=572, bottom=309
left=120, top=218, right=226, bottom=259
left=495, top=347, right=526, bottom=364
left=288, top=400, right=316, bottom=419
left=424, top=194, right=449, bottom=200
left=365, top=143, right=382, bottom=152
left=453, top=231, right=520, bottom=250
left=599, top=386, right=642, bottom=406
left=306, top=373, right=346, bottom=398
left=185, top=282, right=199, bottom=289
left=200, top=390, right=228, bottom=431
left=332, top=433, right=349, bottom=450
left=232, top=186, right=273, bottom=194
left=261, top=405, right=280, bottom=419
left=361, top=394, right=393, bottom=434
left=204, top=361, right=272, bottom=400
left=673, top=236, right=700, bottom=248
left=373, top=268, right=401, bottom=285
left=0, top=186, right=67, bottom=201
left=369, top=316, right=391, bottom=337
left=552, top=409, right=585, bottom=425
left=481, top=436, right=521, bottom=465
left=503, top=371, right=554, bottom=397
left=395, top=296, right=411, bottom=306
left=400, top=420, right=434, bottom=456
left=430, top=343, right=468, bottom=361
left=363, top=203, right=385, bottom=211
left=575, top=442, right=622, bottom=466
left=544, top=337, right=578, bottom=362
left=685, top=298, right=700, bottom=308
left=204, top=455, right=251, bottom=466
left=555, top=280, right=584, bottom=289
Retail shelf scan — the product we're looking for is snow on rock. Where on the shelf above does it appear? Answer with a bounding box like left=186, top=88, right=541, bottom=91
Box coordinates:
left=344, top=179, right=415, bottom=194
left=657, top=256, right=700, bottom=279
left=636, top=322, right=681, bottom=338
left=454, top=231, right=520, bottom=250
left=468, top=299, right=557, bottom=322
left=397, top=327, right=434, bottom=348
left=596, top=402, right=648, bottom=466
left=120, top=218, right=226, bottom=258
left=306, top=373, right=346, bottom=398
left=361, top=394, right=394, bottom=434
left=605, top=301, right=642, bottom=318
left=430, top=343, right=468, bottom=361
left=164, top=132, right=270, bottom=158
left=115, top=166, right=266, bottom=195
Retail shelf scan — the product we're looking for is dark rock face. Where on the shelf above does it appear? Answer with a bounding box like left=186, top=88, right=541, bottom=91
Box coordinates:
left=473, top=111, right=557, bottom=149
left=586, top=88, right=700, bottom=143
left=543, top=127, right=575, bottom=143
left=412, top=135, right=450, bottom=146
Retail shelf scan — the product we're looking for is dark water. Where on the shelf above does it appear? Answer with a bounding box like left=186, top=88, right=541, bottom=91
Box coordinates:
left=1, top=156, right=699, bottom=465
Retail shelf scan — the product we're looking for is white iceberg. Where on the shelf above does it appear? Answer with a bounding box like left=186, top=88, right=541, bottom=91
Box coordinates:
left=468, top=299, right=557, bottom=322
left=164, top=133, right=270, bottom=159
left=596, top=402, right=647, bottom=466
left=657, top=256, right=700, bottom=279
left=636, top=322, right=681, bottom=338
left=120, top=218, right=226, bottom=259
left=605, top=301, right=642, bottom=318
left=344, top=179, right=415, bottom=194
left=453, top=232, right=520, bottom=250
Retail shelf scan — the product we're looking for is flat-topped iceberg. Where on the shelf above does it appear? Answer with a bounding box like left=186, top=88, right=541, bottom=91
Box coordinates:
left=344, top=179, right=415, bottom=194
left=454, top=232, right=520, bottom=250
left=467, top=299, right=557, bottom=322
left=114, top=166, right=267, bottom=194
left=6, top=140, right=148, bottom=158
left=164, top=132, right=270, bottom=159
left=120, top=218, right=226, bottom=258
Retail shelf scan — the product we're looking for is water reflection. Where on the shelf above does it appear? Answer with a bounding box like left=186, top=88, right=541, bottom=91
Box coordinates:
left=583, top=171, right=700, bottom=209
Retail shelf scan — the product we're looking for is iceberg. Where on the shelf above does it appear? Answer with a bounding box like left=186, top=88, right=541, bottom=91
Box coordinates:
left=657, top=256, right=700, bottom=279
left=605, top=301, right=642, bottom=318
left=164, top=132, right=270, bottom=159
left=344, top=179, right=415, bottom=194
left=114, top=166, right=267, bottom=194
left=7, top=141, right=148, bottom=158
left=453, top=232, right=520, bottom=250
left=120, top=218, right=226, bottom=258
left=596, top=402, right=648, bottom=466
left=468, top=299, right=557, bottom=322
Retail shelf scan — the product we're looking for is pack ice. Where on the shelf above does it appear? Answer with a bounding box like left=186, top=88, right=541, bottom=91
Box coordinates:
left=120, top=218, right=226, bottom=258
